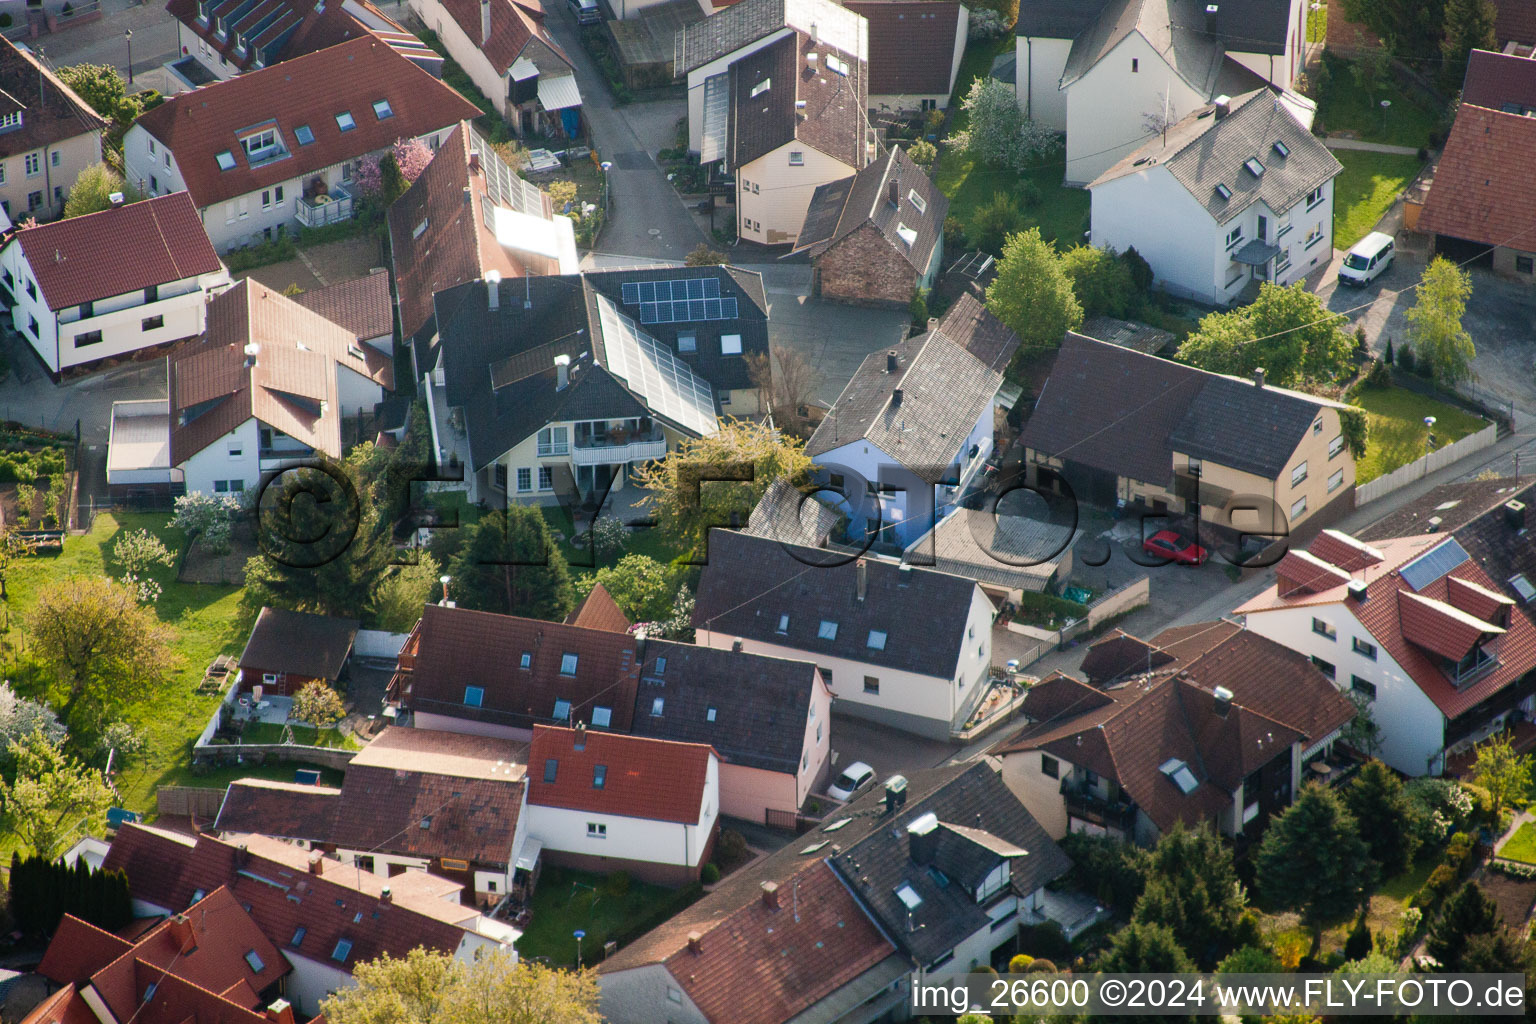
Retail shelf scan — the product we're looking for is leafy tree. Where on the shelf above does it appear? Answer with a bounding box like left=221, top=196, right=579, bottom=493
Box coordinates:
left=907, top=138, right=937, bottom=171
left=576, top=554, right=681, bottom=623
left=0, top=730, right=114, bottom=859
left=110, top=528, right=175, bottom=576
left=96, top=720, right=147, bottom=768
left=1060, top=244, right=1138, bottom=319
left=8, top=853, right=132, bottom=936
left=634, top=419, right=815, bottom=553
left=1131, top=823, right=1247, bottom=966
left=1440, top=0, right=1497, bottom=88
left=951, top=77, right=1059, bottom=172
left=1255, top=784, right=1374, bottom=950
left=1406, top=256, right=1477, bottom=385
left=371, top=552, right=443, bottom=633
left=1340, top=0, right=1447, bottom=58
left=169, top=492, right=242, bottom=555
left=1216, top=945, right=1280, bottom=973
left=63, top=163, right=141, bottom=218
left=26, top=576, right=173, bottom=733
left=1060, top=831, right=1148, bottom=910
left=987, top=228, right=1082, bottom=376
left=0, top=682, right=66, bottom=758
left=1344, top=759, right=1421, bottom=877
left=446, top=507, right=575, bottom=620
left=967, top=191, right=1025, bottom=256
left=1472, top=733, right=1531, bottom=821
left=319, top=947, right=600, bottom=1024
left=1120, top=246, right=1154, bottom=293
left=242, top=462, right=392, bottom=618
left=393, top=137, right=433, bottom=184
left=1099, top=921, right=1195, bottom=972
left=1177, top=283, right=1352, bottom=386
left=684, top=244, right=730, bottom=266
left=747, top=345, right=823, bottom=439
left=292, top=682, right=346, bottom=729
left=55, top=64, right=161, bottom=155
left=1460, top=927, right=1529, bottom=973
left=1426, top=882, right=1502, bottom=969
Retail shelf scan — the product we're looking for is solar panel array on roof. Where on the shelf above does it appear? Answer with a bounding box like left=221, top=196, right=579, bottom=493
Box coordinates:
left=596, top=295, right=718, bottom=438
left=1400, top=538, right=1472, bottom=592
left=619, top=278, right=736, bottom=324
left=479, top=140, right=543, bottom=231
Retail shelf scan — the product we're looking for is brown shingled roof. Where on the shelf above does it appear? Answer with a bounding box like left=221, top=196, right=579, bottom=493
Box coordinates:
left=565, top=582, right=631, bottom=633
left=0, top=36, right=108, bottom=162
left=293, top=269, right=394, bottom=345
left=842, top=0, right=961, bottom=96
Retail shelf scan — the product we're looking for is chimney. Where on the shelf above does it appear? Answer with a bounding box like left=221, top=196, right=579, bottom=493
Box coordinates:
left=886, top=350, right=898, bottom=374
left=307, top=851, right=324, bottom=875
left=635, top=629, right=648, bottom=663
left=555, top=353, right=571, bottom=391
left=1205, top=4, right=1219, bottom=34
left=265, top=1000, right=295, bottom=1024
left=462, top=185, right=472, bottom=205
left=234, top=843, right=249, bottom=868
left=380, top=886, right=392, bottom=904
left=907, top=811, right=939, bottom=865
left=574, top=721, right=586, bottom=749
left=686, top=931, right=703, bottom=954
left=1426, top=516, right=1443, bottom=532
left=887, top=178, right=898, bottom=207
left=243, top=342, right=259, bottom=369
left=891, top=387, right=902, bottom=408
left=1347, top=579, right=1369, bottom=603
left=1212, top=684, right=1233, bottom=717
left=1214, top=93, right=1232, bottom=119
left=732, top=637, right=744, bottom=652
left=1252, top=366, right=1265, bottom=388
left=468, top=150, right=481, bottom=173
left=167, top=914, right=197, bottom=954
left=760, top=880, right=781, bottom=909
left=484, top=269, right=502, bottom=310
left=884, top=774, right=907, bottom=814
left=856, top=558, right=868, bottom=602
left=1506, top=500, right=1527, bottom=532
left=480, top=0, right=491, bottom=44
left=108, top=191, right=125, bottom=206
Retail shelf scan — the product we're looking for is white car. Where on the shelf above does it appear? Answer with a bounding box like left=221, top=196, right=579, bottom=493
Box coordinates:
left=524, top=149, right=562, bottom=173
left=1337, top=231, right=1395, bottom=286
left=828, top=761, right=875, bottom=801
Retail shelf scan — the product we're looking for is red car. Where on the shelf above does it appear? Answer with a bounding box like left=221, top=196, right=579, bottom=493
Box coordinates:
left=1143, top=530, right=1209, bottom=565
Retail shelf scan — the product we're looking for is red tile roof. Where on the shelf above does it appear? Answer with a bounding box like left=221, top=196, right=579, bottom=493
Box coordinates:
left=293, top=269, right=395, bottom=345
left=12, top=192, right=221, bottom=311
left=136, top=37, right=480, bottom=210
left=36, top=916, right=133, bottom=987
left=1418, top=103, right=1536, bottom=249
left=565, top=582, right=631, bottom=633
left=661, top=861, right=897, bottom=1024
left=391, top=604, right=641, bottom=733
left=1494, top=0, right=1536, bottom=45
left=0, top=37, right=108, bottom=162
left=528, top=725, right=715, bottom=824
left=19, top=984, right=100, bottom=1024
left=1239, top=532, right=1536, bottom=719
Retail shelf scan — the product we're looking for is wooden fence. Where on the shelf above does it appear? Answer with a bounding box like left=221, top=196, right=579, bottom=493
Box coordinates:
left=157, top=786, right=225, bottom=820
left=1356, top=422, right=1498, bottom=506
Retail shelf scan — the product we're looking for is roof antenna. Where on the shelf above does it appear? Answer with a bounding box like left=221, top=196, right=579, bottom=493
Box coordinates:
left=524, top=274, right=532, bottom=310
left=793, top=878, right=800, bottom=923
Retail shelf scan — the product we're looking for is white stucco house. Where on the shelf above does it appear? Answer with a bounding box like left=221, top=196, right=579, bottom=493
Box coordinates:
left=1237, top=528, right=1536, bottom=777
left=1015, top=0, right=1310, bottom=184
left=0, top=192, right=229, bottom=376
left=124, top=35, right=479, bottom=253
left=1088, top=88, right=1339, bottom=305
left=694, top=530, right=998, bottom=739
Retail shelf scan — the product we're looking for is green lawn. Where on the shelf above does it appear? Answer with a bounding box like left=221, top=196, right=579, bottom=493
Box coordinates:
left=1498, top=822, right=1536, bottom=865
left=1315, top=54, right=1444, bottom=148
left=1307, top=0, right=1327, bottom=42
left=1332, top=150, right=1423, bottom=248
left=1349, top=384, right=1488, bottom=483
left=157, top=760, right=347, bottom=793
left=3, top=512, right=253, bottom=818
left=514, top=867, right=679, bottom=966
left=541, top=505, right=693, bottom=571
left=241, top=721, right=361, bottom=750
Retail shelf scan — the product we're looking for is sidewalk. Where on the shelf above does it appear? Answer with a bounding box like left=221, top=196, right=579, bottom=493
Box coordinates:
left=1323, top=136, right=1421, bottom=155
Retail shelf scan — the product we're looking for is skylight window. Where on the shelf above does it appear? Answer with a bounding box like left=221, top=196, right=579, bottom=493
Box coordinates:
left=896, top=224, right=917, bottom=248
left=553, top=698, right=572, bottom=722
left=777, top=613, right=790, bottom=633
left=750, top=78, right=771, bottom=98
left=895, top=883, right=923, bottom=910
left=215, top=150, right=236, bottom=171
left=1510, top=574, right=1536, bottom=603
left=818, top=620, right=839, bottom=640
left=331, top=939, right=353, bottom=963
left=593, top=765, right=607, bottom=789
left=413, top=217, right=429, bottom=239
left=908, top=189, right=926, bottom=214
left=560, top=652, right=578, bottom=676
left=1159, top=758, right=1199, bottom=794
left=335, top=111, right=356, bottom=132
left=1272, top=139, right=1290, bottom=158
left=721, top=334, right=742, bottom=355
left=592, top=705, right=612, bottom=728
left=244, top=950, right=265, bottom=972
left=824, top=817, right=851, bottom=831
left=867, top=630, right=887, bottom=650
left=373, top=98, right=394, bottom=119
left=801, top=840, right=829, bottom=854
left=1244, top=157, right=1265, bottom=177
left=520, top=651, right=532, bottom=669
left=290, top=927, right=306, bottom=948
left=652, top=697, right=665, bottom=716
left=295, top=124, right=314, bottom=145
left=544, top=758, right=558, bottom=783
left=1213, top=183, right=1231, bottom=201
left=706, top=707, right=717, bottom=722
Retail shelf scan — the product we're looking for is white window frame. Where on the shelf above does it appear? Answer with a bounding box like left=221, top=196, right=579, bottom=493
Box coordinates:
left=1291, top=460, right=1308, bottom=486
left=1291, top=495, right=1307, bottom=520
left=1328, top=468, right=1345, bottom=493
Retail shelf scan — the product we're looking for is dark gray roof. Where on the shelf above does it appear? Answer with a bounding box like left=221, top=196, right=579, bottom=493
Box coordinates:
left=934, top=292, right=1020, bottom=372
left=1360, top=477, right=1533, bottom=542
left=1023, top=333, right=1347, bottom=484
left=791, top=146, right=947, bottom=274
left=1093, top=89, right=1342, bottom=226
left=913, top=508, right=1072, bottom=593
left=747, top=476, right=840, bottom=547
left=1079, top=314, right=1176, bottom=355
left=1017, top=0, right=1111, bottom=38
left=630, top=639, right=821, bottom=774
left=831, top=761, right=1071, bottom=967
left=433, top=268, right=767, bottom=469
left=727, top=29, right=869, bottom=171
left=239, top=607, right=359, bottom=679
left=1438, top=479, right=1536, bottom=608
left=693, top=530, right=981, bottom=680
left=1063, top=0, right=1222, bottom=91
left=807, top=330, right=1001, bottom=483
left=729, top=34, right=799, bottom=167
left=675, top=0, right=860, bottom=74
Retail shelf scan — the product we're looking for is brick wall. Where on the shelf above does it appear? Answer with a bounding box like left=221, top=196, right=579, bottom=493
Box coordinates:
left=817, top=224, right=917, bottom=307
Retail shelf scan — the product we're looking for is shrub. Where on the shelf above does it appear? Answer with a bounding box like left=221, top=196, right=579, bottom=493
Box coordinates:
left=967, top=191, right=1024, bottom=255
left=1397, top=345, right=1416, bottom=373
left=1415, top=863, right=1459, bottom=907
left=1384, top=338, right=1395, bottom=363
left=1445, top=830, right=1475, bottom=874
left=968, top=7, right=1009, bottom=39
left=1009, top=954, right=1033, bottom=973
left=1364, top=357, right=1392, bottom=388
left=1020, top=180, right=1043, bottom=209
left=1026, top=958, right=1057, bottom=973
left=718, top=829, right=750, bottom=866
left=590, top=516, right=628, bottom=560
left=1120, top=246, right=1154, bottom=293
left=1016, top=921, right=1071, bottom=961
left=944, top=215, right=969, bottom=251
left=700, top=863, right=720, bottom=884
left=909, top=289, right=929, bottom=327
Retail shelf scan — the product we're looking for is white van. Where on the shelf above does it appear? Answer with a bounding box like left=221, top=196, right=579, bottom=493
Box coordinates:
left=569, top=0, right=601, bottom=23
left=1338, top=231, right=1395, bottom=286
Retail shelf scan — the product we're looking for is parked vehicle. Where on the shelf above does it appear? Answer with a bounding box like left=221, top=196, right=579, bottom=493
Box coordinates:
left=828, top=761, right=875, bottom=801
left=1142, top=530, right=1209, bottom=565
left=569, top=0, right=601, bottom=23
left=1338, top=231, right=1395, bottom=286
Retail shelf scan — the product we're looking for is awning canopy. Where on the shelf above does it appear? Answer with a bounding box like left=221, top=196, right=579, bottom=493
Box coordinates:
left=1232, top=239, right=1282, bottom=266
left=514, top=837, right=543, bottom=873
left=538, top=74, right=583, bottom=111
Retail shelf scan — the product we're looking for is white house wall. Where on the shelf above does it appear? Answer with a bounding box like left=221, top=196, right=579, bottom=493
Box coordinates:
left=999, top=748, right=1071, bottom=839
left=526, top=755, right=718, bottom=867
left=599, top=964, right=711, bottom=1024
left=410, top=0, right=513, bottom=119
left=1241, top=603, right=1446, bottom=776
left=738, top=142, right=855, bottom=245
left=1013, top=34, right=1070, bottom=129
left=179, top=418, right=260, bottom=498
left=686, top=30, right=795, bottom=154
left=336, top=366, right=386, bottom=417
left=282, top=953, right=356, bottom=1017
left=1064, top=33, right=1203, bottom=185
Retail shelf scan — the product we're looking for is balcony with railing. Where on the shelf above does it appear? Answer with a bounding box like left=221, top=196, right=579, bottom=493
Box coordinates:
left=1062, top=784, right=1138, bottom=835
left=1171, top=470, right=1234, bottom=510
left=296, top=185, right=354, bottom=228
left=571, top=419, right=666, bottom=466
